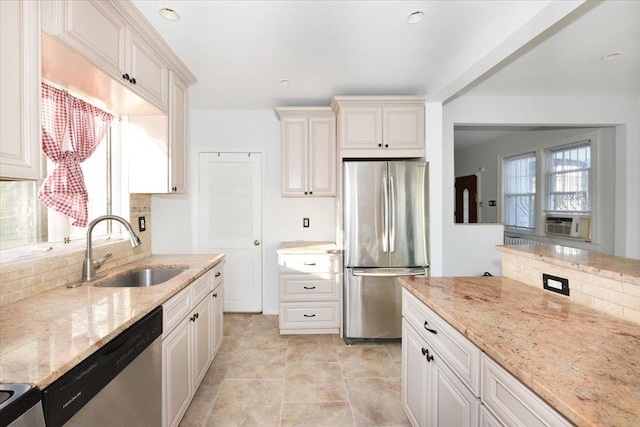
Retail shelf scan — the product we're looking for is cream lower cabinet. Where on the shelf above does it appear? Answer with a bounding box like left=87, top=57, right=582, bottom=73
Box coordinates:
left=278, top=251, right=341, bottom=334
left=162, top=263, right=224, bottom=427
left=402, top=289, right=571, bottom=427
left=0, top=0, right=41, bottom=180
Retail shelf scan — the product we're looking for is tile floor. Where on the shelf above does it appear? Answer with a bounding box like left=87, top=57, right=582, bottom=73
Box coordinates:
left=179, top=313, right=410, bottom=427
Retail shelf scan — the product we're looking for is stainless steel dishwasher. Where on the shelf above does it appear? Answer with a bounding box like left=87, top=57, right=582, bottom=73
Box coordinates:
left=41, top=306, right=163, bottom=427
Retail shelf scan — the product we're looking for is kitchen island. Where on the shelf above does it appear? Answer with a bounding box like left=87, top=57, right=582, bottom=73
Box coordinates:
left=0, top=254, right=224, bottom=389
left=400, top=274, right=640, bottom=427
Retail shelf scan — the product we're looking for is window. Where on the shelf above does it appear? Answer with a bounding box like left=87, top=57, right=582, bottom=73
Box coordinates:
left=546, top=141, right=591, bottom=213
left=503, top=153, right=536, bottom=230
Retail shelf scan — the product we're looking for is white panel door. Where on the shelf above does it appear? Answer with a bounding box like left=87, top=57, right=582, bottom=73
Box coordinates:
left=198, top=152, right=262, bottom=312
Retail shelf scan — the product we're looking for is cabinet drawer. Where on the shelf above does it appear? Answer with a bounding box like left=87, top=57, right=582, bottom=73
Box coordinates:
left=402, top=289, right=481, bottom=396
left=211, top=263, right=224, bottom=287
left=278, top=254, right=340, bottom=274
left=481, top=354, right=571, bottom=427
left=280, top=274, right=339, bottom=301
left=279, top=302, right=340, bottom=329
left=163, top=286, right=191, bottom=336
left=191, top=273, right=212, bottom=304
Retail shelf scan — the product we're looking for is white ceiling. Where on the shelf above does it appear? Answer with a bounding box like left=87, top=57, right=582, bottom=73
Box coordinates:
left=132, top=1, right=639, bottom=110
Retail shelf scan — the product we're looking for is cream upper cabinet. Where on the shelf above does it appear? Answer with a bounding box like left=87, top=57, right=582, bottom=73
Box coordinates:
left=169, top=71, right=188, bottom=193
left=331, top=96, right=425, bottom=158
left=275, top=107, right=336, bottom=197
left=42, top=0, right=168, bottom=111
left=0, top=0, right=41, bottom=180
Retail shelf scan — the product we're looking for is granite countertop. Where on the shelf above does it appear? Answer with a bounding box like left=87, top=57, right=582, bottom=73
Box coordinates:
left=0, top=254, right=224, bottom=389
left=277, top=241, right=339, bottom=254
left=401, top=275, right=640, bottom=427
left=498, top=244, right=640, bottom=285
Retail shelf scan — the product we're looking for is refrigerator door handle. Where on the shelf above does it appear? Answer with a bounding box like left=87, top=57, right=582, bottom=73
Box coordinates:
left=382, top=174, right=389, bottom=253
left=351, top=268, right=428, bottom=277
left=389, top=174, right=396, bottom=253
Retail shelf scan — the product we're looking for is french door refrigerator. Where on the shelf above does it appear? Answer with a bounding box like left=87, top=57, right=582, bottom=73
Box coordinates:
left=343, top=160, right=429, bottom=342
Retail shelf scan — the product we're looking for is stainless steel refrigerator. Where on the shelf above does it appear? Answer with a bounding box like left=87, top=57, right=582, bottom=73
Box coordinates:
left=343, top=160, right=429, bottom=342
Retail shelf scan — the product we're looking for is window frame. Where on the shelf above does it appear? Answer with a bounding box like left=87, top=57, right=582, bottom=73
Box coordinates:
left=502, top=151, right=537, bottom=232
left=544, top=140, right=592, bottom=215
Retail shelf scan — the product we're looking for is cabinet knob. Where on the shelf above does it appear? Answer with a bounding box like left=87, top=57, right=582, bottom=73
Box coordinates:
left=122, top=73, right=130, bottom=81
left=254, top=240, right=261, bottom=246
left=215, top=272, right=221, bottom=277
left=130, top=77, right=136, bottom=85
left=172, top=186, right=177, bottom=192
left=378, top=143, right=382, bottom=147
left=213, top=293, right=218, bottom=298
left=384, top=144, right=389, bottom=148
left=309, top=191, right=313, bottom=195
left=304, top=191, right=308, bottom=195
left=421, top=347, right=434, bottom=362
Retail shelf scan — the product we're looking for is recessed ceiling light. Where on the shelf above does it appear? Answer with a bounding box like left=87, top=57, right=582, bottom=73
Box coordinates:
left=601, top=51, right=622, bottom=61
left=159, top=7, right=180, bottom=21
left=280, top=79, right=291, bottom=86
left=406, top=11, right=425, bottom=24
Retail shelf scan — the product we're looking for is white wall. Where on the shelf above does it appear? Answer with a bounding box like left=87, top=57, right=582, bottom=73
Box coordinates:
left=454, top=127, right=616, bottom=254
left=152, top=109, right=335, bottom=314
left=444, top=95, right=640, bottom=261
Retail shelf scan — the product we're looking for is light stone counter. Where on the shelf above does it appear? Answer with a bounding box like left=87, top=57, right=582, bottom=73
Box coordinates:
left=498, top=244, right=640, bottom=285
left=401, top=275, right=640, bottom=427
left=277, top=241, right=339, bottom=254
left=0, top=254, right=224, bottom=389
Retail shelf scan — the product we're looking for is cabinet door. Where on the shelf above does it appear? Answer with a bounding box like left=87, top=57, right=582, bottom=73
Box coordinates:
left=383, top=105, right=424, bottom=150
left=212, top=282, right=224, bottom=356
left=169, top=71, right=188, bottom=193
left=308, top=116, right=336, bottom=196
left=0, top=0, right=41, bottom=180
left=128, top=28, right=167, bottom=110
left=430, top=355, right=480, bottom=427
left=163, top=319, right=192, bottom=427
left=338, top=106, right=383, bottom=150
left=402, top=320, right=429, bottom=427
left=281, top=117, right=308, bottom=195
left=48, top=0, right=126, bottom=79
left=193, top=295, right=213, bottom=389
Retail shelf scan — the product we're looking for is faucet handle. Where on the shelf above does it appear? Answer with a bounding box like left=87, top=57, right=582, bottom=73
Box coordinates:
left=94, top=252, right=113, bottom=269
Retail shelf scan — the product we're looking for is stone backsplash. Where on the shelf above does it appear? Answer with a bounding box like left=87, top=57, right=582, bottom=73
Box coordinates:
left=501, top=246, right=640, bottom=325
left=0, top=194, right=153, bottom=306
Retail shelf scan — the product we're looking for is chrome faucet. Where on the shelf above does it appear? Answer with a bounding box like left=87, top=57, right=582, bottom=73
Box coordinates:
left=69, top=215, right=142, bottom=288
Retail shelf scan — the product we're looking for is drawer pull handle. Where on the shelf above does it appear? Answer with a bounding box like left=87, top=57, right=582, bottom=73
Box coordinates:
left=303, top=314, right=316, bottom=317
left=215, top=272, right=221, bottom=277
left=303, top=262, right=316, bottom=266
left=421, top=347, right=434, bottom=362
left=303, top=286, right=316, bottom=290
left=424, top=321, right=437, bottom=334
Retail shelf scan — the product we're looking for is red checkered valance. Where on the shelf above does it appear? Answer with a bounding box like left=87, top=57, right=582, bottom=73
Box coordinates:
left=38, top=83, right=114, bottom=227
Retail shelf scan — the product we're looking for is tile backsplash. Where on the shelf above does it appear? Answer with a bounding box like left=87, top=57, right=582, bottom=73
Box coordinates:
left=0, top=194, right=153, bottom=307
left=502, top=250, right=640, bottom=325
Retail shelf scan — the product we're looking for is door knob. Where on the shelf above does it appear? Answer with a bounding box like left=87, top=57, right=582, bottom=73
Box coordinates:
left=254, top=240, right=261, bottom=246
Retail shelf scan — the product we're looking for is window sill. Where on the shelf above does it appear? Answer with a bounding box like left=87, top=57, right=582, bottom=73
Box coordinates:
left=0, top=235, right=127, bottom=265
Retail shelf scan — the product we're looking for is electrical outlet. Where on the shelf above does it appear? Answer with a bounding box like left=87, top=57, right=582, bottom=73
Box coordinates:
left=303, top=218, right=310, bottom=228
left=138, top=216, right=146, bottom=232
left=543, top=273, right=569, bottom=296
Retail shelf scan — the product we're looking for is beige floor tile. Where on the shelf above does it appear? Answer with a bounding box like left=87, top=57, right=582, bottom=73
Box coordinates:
left=345, top=377, right=410, bottom=427
left=384, top=341, right=403, bottom=362
left=286, top=343, right=338, bottom=363
left=179, top=398, right=213, bottom=427
left=206, top=379, right=283, bottom=427
left=283, top=362, right=348, bottom=402
left=287, top=334, right=337, bottom=346
left=225, top=348, right=287, bottom=379
left=281, top=402, right=355, bottom=427
left=337, top=347, right=401, bottom=379
left=224, top=313, right=253, bottom=337
left=333, top=335, right=385, bottom=347
left=241, top=328, right=290, bottom=349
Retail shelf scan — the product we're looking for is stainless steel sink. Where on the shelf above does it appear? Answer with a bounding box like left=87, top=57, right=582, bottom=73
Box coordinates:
left=98, top=268, right=185, bottom=288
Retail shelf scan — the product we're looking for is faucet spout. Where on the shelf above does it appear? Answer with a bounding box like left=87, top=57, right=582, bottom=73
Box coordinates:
left=73, top=215, right=142, bottom=286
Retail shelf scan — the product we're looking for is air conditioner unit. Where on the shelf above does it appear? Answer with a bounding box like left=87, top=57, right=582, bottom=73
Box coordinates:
left=545, top=215, right=591, bottom=239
